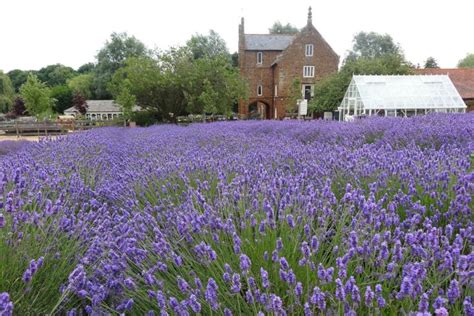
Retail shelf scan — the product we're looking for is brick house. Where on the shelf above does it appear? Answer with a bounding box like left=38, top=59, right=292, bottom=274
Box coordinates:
left=238, top=7, right=339, bottom=119
left=414, top=68, right=474, bottom=112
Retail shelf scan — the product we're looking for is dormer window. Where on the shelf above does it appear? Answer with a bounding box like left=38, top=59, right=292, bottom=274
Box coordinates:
left=257, top=85, right=263, bottom=96
left=257, top=52, right=263, bottom=64
left=305, top=44, right=314, bottom=56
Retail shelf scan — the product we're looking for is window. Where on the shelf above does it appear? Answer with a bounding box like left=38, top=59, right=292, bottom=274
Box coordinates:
left=305, top=44, right=314, bottom=56
left=257, top=85, right=263, bottom=96
left=303, top=66, right=315, bottom=77
left=274, top=85, right=278, bottom=97
left=257, top=52, right=263, bottom=64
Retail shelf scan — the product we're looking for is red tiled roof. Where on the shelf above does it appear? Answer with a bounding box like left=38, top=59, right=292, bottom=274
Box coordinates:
left=414, top=68, right=474, bottom=99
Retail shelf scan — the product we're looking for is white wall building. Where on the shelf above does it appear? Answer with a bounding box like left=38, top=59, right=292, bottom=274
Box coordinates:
left=64, top=100, right=140, bottom=120
left=338, top=75, right=466, bottom=121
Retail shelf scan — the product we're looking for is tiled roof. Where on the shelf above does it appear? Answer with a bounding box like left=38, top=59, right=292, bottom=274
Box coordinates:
left=414, top=68, right=474, bottom=99
left=64, top=100, right=140, bottom=114
left=244, top=34, right=296, bottom=51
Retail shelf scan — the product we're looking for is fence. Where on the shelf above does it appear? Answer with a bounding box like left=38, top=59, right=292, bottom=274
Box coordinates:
left=0, top=120, right=123, bottom=137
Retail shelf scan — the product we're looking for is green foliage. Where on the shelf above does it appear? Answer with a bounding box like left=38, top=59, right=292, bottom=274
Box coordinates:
left=457, top=53, right=474, bottom=68
left=67, top=73, right=94, bottom=99
left=115, top=84, right=136, bottom=120
left=19, top=73, right=54, bottom=118
left=94, top=32, right=149, bottom=99
left=186, top=30, right=230, bottom=60
left=269, top=21, right=299, bottom=34
left=424, top=57, right=439, bottom=68
left=50, top=85, right=73, bottom=114
left=309, top=73, right=351, bottom=113
left=7, top=69, right=29, bottom=92
left=111, top=31, right=247, bottom=120
left=130, top=109, right=161, bottom=126
left=77, top=62, right=95, bottom=74
left=345, top=31, right=402, bottom=62
left=0, top=71, right=15, bottom=113
left=36, top=64, right=76, bottom=87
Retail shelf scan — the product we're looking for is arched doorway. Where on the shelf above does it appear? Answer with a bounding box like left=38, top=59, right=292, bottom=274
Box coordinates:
left=248, top=101, right=271, bottom=120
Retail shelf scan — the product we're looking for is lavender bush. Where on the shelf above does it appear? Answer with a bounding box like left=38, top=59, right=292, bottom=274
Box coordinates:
left=0, top=114, right=473, bottom=315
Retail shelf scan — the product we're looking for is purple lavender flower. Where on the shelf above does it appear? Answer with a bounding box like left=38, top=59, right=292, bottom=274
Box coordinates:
left=205, top=278, right=219, bottom=310
left=365, top=286, right=374, bottom=307
left=231, top=273, right=241, bottom=293
left=335, top=278, right=346, bottom=301
left=0, top=292, right=13, bottom=316
left=280, top=257, right=290, bottom=270
left=261, top=268, right=269, bottom=289
left=189, top=294, right=201, bottom=313
left=447, top=279, right=460, bottom=303
left=240, top=254, right=251, bottom=274
left=434, top=307, right=449, bottom=316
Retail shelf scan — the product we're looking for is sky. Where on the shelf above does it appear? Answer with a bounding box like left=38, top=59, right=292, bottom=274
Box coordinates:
left=0, top=0, right=472, bottom=72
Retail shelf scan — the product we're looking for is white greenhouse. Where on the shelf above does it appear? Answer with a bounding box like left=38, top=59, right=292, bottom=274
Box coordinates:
left=338, top=75, right=466, bottom=121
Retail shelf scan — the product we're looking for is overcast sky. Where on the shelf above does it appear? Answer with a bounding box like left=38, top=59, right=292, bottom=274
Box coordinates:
left=0, top=0, right=472, bottom=72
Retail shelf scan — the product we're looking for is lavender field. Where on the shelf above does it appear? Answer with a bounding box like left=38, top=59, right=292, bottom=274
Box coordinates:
left=0, top=114, right=473, bottom=315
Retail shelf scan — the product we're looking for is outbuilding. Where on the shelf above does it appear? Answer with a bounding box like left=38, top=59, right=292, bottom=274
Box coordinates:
left=338, top=75, right=466, bottom=121
left=64, top=100, right=140, bottom=120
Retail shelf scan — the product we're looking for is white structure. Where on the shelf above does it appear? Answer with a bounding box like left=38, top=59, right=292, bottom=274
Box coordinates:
left=64, top=100, right=140, bottom=120
left=338, top=75, right=466, bottom=120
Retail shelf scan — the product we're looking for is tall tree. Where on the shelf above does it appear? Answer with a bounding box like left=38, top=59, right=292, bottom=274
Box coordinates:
left=115, top=84, right=136, bottom=123
left=77, top=62, right=96, bottom=74
left=186, top=30, right=230, bottom=60
left=424, top=57, right=439, bottom=68
left=457, top=53, right=474, bottom=68
left=67, top=74, right=94, bottom=99
left=345, top=31, right=402, bottom=63
left=50, top=85, right=73, bottom=114
left=0, top=71, right=15, bottom=113
left=36, top=64, right=76, bottom=86
left=94, top=32, right=149, bottom=99
left=19, top=74, right=54, bottom=118
left=7, top=69, right=29, bottom=92
left=269, top=21, right=299, bottom=34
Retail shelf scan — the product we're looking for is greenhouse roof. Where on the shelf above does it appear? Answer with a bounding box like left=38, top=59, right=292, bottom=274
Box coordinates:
left=341, top=75, right=467, bottom=111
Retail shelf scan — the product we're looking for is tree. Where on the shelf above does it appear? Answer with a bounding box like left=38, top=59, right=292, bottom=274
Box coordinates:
left=19, top=74, right=54, bottom=118
left=67, top=74, right=94, bottom=99
left=424, top=57, right=439, bottom=68
left=36, top=64, right=76, bottom=86
left=11, top=96, right=26, bottom=116
left=50, top=85, right=73, bottom=114
left=77, top=62, right=96, bottom=74
left=0, top=71, right=15, bottom=113
left=7, top=69, right=29, bottom=92
left=94, top=32, right=149, bottom=99
left=269, top=21, right=299, bottom=34
left=457, top=53, right=474, bottom=68
left=115, top=83, right=136, bottom=123
left=186, top=30, right=230, bottom=60
left=72, top=92, right=88, bottom=115
left=345, top=31, right=402, bottom=62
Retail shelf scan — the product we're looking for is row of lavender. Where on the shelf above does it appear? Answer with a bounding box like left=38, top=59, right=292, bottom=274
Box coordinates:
left=0, top=114, right=473, bottom=315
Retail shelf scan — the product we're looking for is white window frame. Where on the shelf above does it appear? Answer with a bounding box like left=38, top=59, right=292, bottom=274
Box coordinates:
left=274, top=85, right=278, bottom=97
left=303, top=66, right=315, bottom=78
left=257, top=85, right=263, bottom=96
left=305, top=44, right=314, bottom=57
left=257, top=52, right=263, bottom=64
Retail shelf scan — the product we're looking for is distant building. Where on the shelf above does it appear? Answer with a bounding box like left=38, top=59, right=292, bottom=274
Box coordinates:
left=338, top=75, right=466, bottom=120
left=64, top=100, right=140, bottom=120
left=414, top=68, right=474, bottom=111
left=238, top=7, right=339, bottom=119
